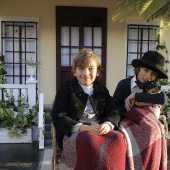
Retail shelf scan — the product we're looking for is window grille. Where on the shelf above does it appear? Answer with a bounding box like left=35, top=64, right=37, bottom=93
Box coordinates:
left=1, top=21, right=38, bottom=84
left=126, top=24, right=159, bottom=77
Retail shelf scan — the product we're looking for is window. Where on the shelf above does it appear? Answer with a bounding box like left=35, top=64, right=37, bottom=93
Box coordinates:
left=1, top=18, right=39, bottom=84
left=126, top=23, right=159, bottom=77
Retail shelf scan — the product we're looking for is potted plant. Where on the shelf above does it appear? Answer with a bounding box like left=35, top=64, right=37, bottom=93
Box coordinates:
left=21, top=59, right=42, bottom=81
left=22, top=59, right=42, bottom=68
left=0, top=56, right=49, bottom=143
left=0, top=88, right=39, bottom=142
left=0, top=88, right=51, bottom=142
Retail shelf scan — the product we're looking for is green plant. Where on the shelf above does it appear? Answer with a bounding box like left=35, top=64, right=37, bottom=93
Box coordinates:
left=0, top=88, right=51, bottom=138
left=112, top=0, right=170, bottom=28
left=162, top=90, right=170, bottom=129
left=0, top=88, right=39, bottom=138
left=155, top=42, right=170, bottom=128
left=21, top=59, right=42, bottom=70
left=155, top=42, right=170, bottom=85
left=0, top=53, right=7, bottom=84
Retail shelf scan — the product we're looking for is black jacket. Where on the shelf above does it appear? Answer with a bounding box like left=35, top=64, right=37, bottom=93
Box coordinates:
left=52, top=77, right=120, bottom=146
left=113, top=77, right=166, bottom=114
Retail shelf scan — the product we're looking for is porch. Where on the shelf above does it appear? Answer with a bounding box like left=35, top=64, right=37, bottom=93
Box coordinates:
left=0, top=142, right=170, bottom=170
left=0, top=143, right=51, bottom=170
left=1, top=85, right=170, bottom=169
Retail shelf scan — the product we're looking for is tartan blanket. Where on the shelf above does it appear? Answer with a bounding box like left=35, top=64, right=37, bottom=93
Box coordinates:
left=59, top=131, right=126, bottom=170
left=119, top=107, right=167, bottom=170
left=75, top=130, right=126, bottom=170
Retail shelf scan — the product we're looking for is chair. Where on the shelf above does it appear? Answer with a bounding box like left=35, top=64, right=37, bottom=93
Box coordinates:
left=51, top=122, right=62, bottom=170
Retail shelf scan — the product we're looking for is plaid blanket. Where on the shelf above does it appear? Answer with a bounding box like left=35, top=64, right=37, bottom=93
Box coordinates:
left=59, top=130, right=126, bottom=170
left=119, top=107, right=167, bottom=170
left=75, top=130, right=126, bottom=170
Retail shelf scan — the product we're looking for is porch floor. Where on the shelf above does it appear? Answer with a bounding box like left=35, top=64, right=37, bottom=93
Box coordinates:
left=0, top=143, right=170, bottom=170
left=0, top=142, right=49, bottom=170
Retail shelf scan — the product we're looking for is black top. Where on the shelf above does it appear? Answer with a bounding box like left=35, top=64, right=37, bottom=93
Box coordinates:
left=52, top=77, right=120, bottom=146
left=112, top=77, right=166, bottom=114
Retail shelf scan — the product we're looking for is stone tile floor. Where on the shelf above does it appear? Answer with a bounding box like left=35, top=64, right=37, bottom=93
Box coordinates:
left=0, top=142, right=169, bottom=170
left=0, top=143, right=45, bottom=170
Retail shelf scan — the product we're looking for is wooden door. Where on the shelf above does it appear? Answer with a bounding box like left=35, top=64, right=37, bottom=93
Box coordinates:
left=56, top=6, right=107, bottom=91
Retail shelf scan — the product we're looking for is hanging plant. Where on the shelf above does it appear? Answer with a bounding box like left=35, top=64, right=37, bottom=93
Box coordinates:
left=0, top=53, right=7, bottom=84
left=156, top=42, right=168, bottom=53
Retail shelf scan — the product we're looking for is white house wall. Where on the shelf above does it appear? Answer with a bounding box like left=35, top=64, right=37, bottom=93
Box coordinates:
left=0, top=0, right=170, bottom=105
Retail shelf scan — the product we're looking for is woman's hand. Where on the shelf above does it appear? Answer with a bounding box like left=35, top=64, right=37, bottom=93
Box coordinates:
left=125, top=93, right=135, bottom=111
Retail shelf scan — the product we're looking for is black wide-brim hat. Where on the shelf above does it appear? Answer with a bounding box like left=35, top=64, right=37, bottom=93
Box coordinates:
left=132, top=51, right=168, bottom=79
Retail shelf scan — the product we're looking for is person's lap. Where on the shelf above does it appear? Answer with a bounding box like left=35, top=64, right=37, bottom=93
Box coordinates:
left=59, top=130, right=126, bottom=170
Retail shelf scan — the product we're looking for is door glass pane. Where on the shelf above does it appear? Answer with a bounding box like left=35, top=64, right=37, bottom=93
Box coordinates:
left=61, top=26, right=69, bottom=46
left=93, top=27, right=102, bottom=46
left=71, top=27, right=79, bottom=46
left=71, top=48, right=79, bottom=65
left=61, top=48, right=69, bottom=66
left=93, top=48, right=101, bottom=61
left=84, top=27, right=92, bottom=46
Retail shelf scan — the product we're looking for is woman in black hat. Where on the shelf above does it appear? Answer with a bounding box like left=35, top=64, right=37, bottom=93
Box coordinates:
left=112, top=51, right=168, bottom=114
left=112, top=51, right=168, bottom=170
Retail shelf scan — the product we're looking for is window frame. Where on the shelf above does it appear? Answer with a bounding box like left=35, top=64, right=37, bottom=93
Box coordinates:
left=0, top=17, right=39, bottom=90
left=125, top=20, right=160, bottom=78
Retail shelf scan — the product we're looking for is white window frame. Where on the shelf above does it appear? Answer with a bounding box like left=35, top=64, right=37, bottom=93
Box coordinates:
left=0, top=16, right=39, bottom=88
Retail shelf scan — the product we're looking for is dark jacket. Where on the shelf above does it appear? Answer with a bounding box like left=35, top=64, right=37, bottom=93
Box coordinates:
left=52, top=77, right=120, bottom=147
left=113, top=77, right=166, bottom=114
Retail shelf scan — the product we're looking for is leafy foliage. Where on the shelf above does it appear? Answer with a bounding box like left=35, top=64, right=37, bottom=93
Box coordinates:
left=156, top=42, right=170, bottom=85
left=162, top=90, right=170, bottom=128
left=155, top=41, right=170, bottom=127
left=0, top=53, right=7, bottom=84
left=112, top=0, right=170, bottom=25
left=0, top=89, right=39, bottom=138
left=20, top=59, right=43, bottom=70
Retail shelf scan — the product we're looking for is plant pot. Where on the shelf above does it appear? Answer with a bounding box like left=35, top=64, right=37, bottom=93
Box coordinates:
left=0, top=128, right=32, bottom=143
left=27, top=66, right=36, bottom=81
